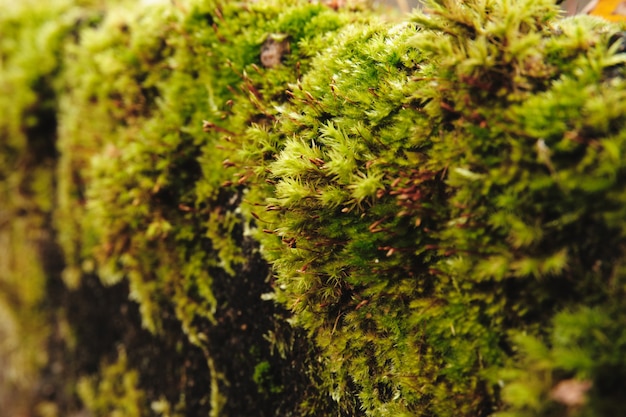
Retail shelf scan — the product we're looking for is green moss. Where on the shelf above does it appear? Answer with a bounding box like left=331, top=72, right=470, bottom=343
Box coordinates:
left=241, top=0, right=626, bottom=415
left=54, top=0, right=370, bottom=415
left=0, top=1, right=103, bottom=413
left=253, top=360, right=283, bottom=394
left=496, top=304, right=626, bottom=417
left=2, top=0, right=626, bottom=416
left=77, top=348, right=147, bottom=417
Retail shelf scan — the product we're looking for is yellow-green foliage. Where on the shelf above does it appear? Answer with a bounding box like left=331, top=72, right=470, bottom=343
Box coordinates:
left=2, top=0, right=626, bottom=416
left=77, top=348, right=147, bottom=417
left=241, top=0, right=626, bottom=415
left=0, top=1, right=99, bottom=412
left=56, top=0, right=366, bottom=336
left=54, top=0, right=370, bottom=415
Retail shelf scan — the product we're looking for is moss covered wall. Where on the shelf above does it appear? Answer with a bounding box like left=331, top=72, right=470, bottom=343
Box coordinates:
left=1, top=0, right=626, bottom=416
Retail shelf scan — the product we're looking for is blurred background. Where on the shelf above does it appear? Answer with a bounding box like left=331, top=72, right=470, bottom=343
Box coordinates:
left=376, top=0, right=618, bottom=17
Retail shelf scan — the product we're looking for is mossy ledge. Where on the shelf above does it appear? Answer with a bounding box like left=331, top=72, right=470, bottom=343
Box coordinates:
left=1, top=0, right=626, bottom=416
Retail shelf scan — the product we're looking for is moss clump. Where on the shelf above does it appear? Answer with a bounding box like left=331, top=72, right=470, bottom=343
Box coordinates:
left=55, top=0, right=370, bottom=415
left=241, top=0, right=626, bottom=415
left=2, top=0, right=626, bottom=416
left=0, top=1, right=102, bottom=413
left=76, top=348, right=147, bottom=417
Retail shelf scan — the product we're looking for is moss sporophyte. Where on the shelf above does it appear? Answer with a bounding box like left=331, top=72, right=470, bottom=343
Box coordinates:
left=2, top=0, right=626, bottom=416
